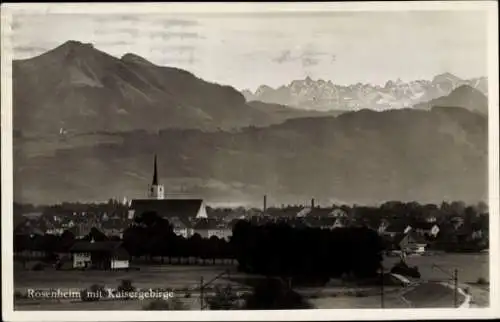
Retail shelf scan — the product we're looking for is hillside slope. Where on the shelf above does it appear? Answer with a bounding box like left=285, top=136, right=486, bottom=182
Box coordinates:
left=13, top=41, right=334, bottom=136
left=14, top=107, right=487, bottom=206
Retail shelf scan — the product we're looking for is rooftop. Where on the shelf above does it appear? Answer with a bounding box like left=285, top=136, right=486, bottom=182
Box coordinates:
left=131, top=199, right=203, bottom=219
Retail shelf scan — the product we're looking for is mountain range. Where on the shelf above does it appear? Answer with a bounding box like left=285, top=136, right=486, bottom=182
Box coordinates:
left=13, top=41, right=341, bottom=137
left=242, top=73, right=488, bottom=112
left=12, top=41, right=489, bottom=206
left=14, top=106, right=487, bottom=206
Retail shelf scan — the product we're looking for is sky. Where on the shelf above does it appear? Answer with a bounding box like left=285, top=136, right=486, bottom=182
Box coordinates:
left=12, top=10, right=489, bottom=91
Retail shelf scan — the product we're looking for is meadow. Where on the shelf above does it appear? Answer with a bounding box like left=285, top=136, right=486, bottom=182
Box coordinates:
left=14, top=253, right=489, bottom=310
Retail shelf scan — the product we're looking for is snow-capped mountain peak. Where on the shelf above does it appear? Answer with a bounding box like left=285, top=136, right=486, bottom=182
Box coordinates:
left=241, top=74, right=488, bottom=112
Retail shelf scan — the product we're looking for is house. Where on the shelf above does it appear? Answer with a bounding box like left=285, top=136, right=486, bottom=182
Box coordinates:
left=100, top=218, right=128, bottom=238
left=456, top=224, right=487, bottom=242
left=45, top=226, right=65, bottom=235
left=76, top=219, right=102, bottom=238
left=304, top=203, right=334, bottom=218
left=330, top=208, right=348, bottom=218
left=101, top=228, right=123, bottom=239
left=302, top=217, right=348, bottom=230
left=377, top=219, right=391, bottom=234
left=394, top=232, right=427, bottom=254
left=193, top=219, right=232, bottom=240
left=470, top=229, right=485, bottom=240
left=222, top=212, right=245, bottom=223
left=425, top=215, right=437, bottom=223
left=168, top=216, right=194, bottom=239
left=413, top=222, right=440, bottom=238
left=210, top=224, right=233, bottom=241
left=70, top=240, right=130, bottom=270
left=296, top=207, right=312, bottom=218
left=332, top=217, right=349, bottom=229
left=61, top=219, right=76, bottom=229
left=380, top=221, right=412, bottom=238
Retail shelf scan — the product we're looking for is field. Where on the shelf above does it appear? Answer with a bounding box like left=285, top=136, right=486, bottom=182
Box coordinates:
left=15, top=265, right=243, bottom=292
left=13, top=253, right=489, bottom=310
left=383, top=252, right=489, bottom=283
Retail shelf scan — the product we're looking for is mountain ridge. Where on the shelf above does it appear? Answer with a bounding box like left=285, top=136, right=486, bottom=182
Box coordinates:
left=14, top=106, right=487, bottom=206
left=14, top=40, right=345, bottom=136
left=414, top=85, right=488, bottom=115
left=242, top=73, right=488, bottom=112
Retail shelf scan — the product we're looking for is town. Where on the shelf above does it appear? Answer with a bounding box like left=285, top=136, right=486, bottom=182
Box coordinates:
left=14, top=156, right=489, bottom=272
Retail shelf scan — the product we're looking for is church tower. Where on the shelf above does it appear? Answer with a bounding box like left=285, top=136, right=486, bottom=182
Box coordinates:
left=148, top=154, right=165, bottom=199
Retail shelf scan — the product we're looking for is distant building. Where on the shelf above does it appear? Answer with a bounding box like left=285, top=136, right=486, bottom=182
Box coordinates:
left=45, top=227, right=65, bottom=235
left=332, top=217, right=349, bottom=229
left=70, top=240, right=130, bottom=270
left=295, top=207, right=312, bottom=218
left=129, top=155, right=208, bottom=220
left=413, top=222, right=440, bottom=238
left=425, top=215, right=437, bottom=223
left=193, top=219, right=232, bottom=240
left=330, top=208, right=348, bottom=218
left=308, top=207, right=333, bottom=218
left=168, top=216, right=194, bottom=239
left=148, top=154, right=165, bottom=200
left=377, top=219, right=391, bottom=234
left=394, top=232, right=427, bottom=254
left=73, top=218, right=103, bottom=238
left=131, top=199, right=208, bottom=220
left=380, top=221, right=412, bottom=237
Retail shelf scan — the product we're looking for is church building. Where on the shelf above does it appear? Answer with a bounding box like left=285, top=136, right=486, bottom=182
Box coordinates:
left=129, top=155, right=208, bottom=221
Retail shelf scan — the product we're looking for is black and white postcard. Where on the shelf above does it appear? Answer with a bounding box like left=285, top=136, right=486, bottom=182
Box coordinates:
left=1, top=2, right=499, bottom=321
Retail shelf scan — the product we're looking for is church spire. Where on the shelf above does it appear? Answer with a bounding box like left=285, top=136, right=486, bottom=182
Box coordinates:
left=152, top=154, right=158, bottom=185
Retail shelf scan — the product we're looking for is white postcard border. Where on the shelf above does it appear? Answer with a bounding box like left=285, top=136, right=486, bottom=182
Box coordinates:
left=2, top=1, right=499, bottom=321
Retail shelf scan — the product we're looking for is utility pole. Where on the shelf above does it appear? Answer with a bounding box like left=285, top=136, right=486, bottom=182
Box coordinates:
left=380, top=265, right=385, bottom=308
left=433, top=264, right=460, bottom=308
left=200, top=276, right=204, bottom=310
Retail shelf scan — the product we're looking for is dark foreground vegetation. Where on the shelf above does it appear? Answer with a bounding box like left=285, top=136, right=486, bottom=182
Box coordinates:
left=232, top=220, right=384, bottom=280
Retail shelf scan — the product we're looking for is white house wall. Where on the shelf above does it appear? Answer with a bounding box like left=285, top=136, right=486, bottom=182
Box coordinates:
left=73, top=253, right=91, bottom=268
left=174, top=228, right=190, bottom=238
left=111, top=260, right=129, bottom=269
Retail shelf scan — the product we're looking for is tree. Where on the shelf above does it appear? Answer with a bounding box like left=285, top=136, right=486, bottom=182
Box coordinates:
left=475, top=201, right=488, bottom=215
left=59, top=230, right=75, bottom=252
left=123, top=211, right=176, bottom=262
left=208, top=236, right=221, bottom=264
left=450, top=201, right=466, bottom=216
left=188, top=233, right=203, bottom=261
left=231, top=221, right=384, bottom=280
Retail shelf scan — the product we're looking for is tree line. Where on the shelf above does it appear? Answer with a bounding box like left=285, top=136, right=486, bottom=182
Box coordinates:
left=15, top=211, right=385, bottom=280
left=231, top=220, right=384, bottom=282
left=122, top=212, right=234, bottom=263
